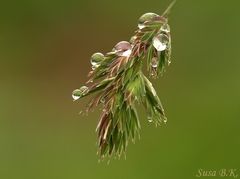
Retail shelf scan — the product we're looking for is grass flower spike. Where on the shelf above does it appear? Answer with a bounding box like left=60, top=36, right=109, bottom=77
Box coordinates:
left=72, top=0, right=176, bottom=159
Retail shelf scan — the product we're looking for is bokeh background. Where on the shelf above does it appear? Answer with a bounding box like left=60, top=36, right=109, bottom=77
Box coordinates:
left=0, top=0, right=240, bottom=178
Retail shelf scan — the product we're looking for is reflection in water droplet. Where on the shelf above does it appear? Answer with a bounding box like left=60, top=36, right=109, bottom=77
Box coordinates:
left=121, top=49, right=132, bottom=57
left=160, top=23, right=170, bottom=33
left=153, top=33, right=169, bottom=51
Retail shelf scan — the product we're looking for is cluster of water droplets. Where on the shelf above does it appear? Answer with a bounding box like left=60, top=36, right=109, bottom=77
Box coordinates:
left=72, top=86, right=89, bottom=101
left=147, top=116, right=168, bottom=124
left=150, top=23, right=171, bottom=70
left=90, top=52, right=105, bottom=70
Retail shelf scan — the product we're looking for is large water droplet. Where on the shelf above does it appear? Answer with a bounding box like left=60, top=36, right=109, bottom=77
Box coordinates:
left=151, top=57, right=158, bottom=68
left=160, top=23, right=170, bottom=33
left=113, top=41, right=132, bottom=57
left=72, top=86, right=89, bottom=101
left=138, top=12, right=159, bottom=25
left=152, top=34, right=169, bottom=51
left=90, top=52, right=104, bottom=69
left=114, top=41, right=131, bottom=52
left=138, top=13, right=159, bottom=30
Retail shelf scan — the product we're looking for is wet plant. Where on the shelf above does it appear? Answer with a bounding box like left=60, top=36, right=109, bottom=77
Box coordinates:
left=72, top=0, right=176, bottom=160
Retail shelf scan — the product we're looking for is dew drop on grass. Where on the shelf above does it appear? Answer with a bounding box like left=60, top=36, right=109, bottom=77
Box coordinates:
left=138, top=12, right=159, bottom=26
left=147, top=116, right=153, bottom=123
left=163, top=118, right=167, bottom=124
left=153, top=33, right=169, bottom=51
left=72, top=86, right=89, bottom=101
left=138, top=24, right=145, bottom=29
left=72, top=89, right=81, bottom=100
left=113, top=41, right=132, bottom=57
left=90, top=52, right=104, bottom=69
left=148, top=119, right=153, bottom=123
left=114, top=41, right=131, bottom=52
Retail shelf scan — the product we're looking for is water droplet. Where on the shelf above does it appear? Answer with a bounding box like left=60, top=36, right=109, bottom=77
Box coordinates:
left=79, top=86, right=88, bottom=94
left=114, top=41, right=131, bottom=52
left=138, top=12, right=159, bottom=25
left=72, top=89, right=81, bottom=100
left=151, top=57, right=158, bottom=68
left=148, top=119, right=153, bottom=123
left=163, top=118, right=167, bottom=124
left=152, top=33, right=169, bottom=51
left=138, top=24, right=145, bottom=29
left=72, top=86, right=89, bottom=101
left=160, top=23, right=170, bottom=33
left=147, top=115, right=153, bottom=123
left=90, top=52, right=104, bottom=69
left=130, top=36, right=137, bottom=44
left=113, top=41, right=132, bottom=57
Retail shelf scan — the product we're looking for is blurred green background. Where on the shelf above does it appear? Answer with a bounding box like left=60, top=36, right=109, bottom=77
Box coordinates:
left=0, top=0, right=239, bottom=178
